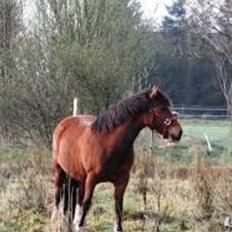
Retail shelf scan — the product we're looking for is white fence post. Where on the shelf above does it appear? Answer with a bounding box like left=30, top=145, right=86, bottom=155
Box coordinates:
left=73, top=97, right=78, bottom=116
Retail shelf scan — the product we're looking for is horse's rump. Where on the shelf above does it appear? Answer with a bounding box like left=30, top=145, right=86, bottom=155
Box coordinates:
left=52, top=115, right=96, bottom=173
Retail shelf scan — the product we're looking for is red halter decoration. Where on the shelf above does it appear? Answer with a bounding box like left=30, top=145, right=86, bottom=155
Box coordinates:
left=153, top=111, right=177, bottom=138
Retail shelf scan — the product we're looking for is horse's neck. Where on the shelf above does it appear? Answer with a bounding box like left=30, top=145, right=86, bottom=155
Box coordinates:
left=123, top=120, right=144, bottom=145
left=105, top=119, right=144, bottom=150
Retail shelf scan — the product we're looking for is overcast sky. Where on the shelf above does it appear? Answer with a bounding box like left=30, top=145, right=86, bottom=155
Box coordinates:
left=141, top=0, right=174, bottom=23
left=24, top=0, right=174, bottom=25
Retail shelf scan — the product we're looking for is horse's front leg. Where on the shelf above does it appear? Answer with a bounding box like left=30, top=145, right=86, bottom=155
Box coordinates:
left=113, top=174, right=130, bottom=232
left=73, top=173, right=96, bottom=231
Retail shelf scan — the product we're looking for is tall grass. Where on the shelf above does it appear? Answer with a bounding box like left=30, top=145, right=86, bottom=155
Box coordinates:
left=0, top=145, right=231, bottom=232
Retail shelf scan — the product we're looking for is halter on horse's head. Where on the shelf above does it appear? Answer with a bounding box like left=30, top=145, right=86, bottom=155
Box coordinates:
left=141, top=85, right=182, bottom=141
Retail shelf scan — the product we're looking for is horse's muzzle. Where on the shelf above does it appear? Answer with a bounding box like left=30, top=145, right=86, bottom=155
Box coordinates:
left=170, top=129, right=182, bottom=141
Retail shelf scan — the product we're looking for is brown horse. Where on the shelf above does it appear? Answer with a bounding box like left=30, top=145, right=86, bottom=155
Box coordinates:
left=51, top=86, right=182, bottom=231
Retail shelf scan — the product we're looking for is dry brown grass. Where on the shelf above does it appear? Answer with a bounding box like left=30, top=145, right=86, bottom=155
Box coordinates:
left=0, top=147, right=231, bottom=232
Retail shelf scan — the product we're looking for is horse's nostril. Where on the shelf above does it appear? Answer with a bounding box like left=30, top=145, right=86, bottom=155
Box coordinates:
left=171, top=129, right=182, bottom=141
left=176, top=129, right=182, bottom=141
left=178, top=129, right=183, bottom=140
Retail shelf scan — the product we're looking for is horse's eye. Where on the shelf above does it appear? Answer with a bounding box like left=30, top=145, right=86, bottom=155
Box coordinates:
left=172, top=111, right=179, bottom=117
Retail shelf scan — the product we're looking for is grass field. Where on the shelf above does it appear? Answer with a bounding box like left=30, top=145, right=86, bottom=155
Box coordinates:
left=145, top=119, right=232, bottom=164
left=182, top=119, right=231, bottom=152
left=0, top=119, right=231, bottom=232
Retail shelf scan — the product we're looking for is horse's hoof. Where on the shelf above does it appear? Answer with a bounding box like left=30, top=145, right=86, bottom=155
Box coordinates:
left=114, top=222, right=123, bottom=232
left=114, top=227, right=123, bottom=232
left=73, top=224, right=84, bottom=232
left=73, top=220, right=84, bottom=232
left=50, top=208, right=59, bottom=222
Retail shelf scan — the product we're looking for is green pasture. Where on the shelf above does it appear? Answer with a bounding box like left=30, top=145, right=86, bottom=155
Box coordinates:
left=153, top=119, right=232, bottom=164
left=182, top=119, right=231, bottom=144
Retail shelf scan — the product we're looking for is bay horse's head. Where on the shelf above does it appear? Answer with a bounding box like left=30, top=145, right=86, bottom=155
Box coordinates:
left=141, top=86, right=182, bottom=142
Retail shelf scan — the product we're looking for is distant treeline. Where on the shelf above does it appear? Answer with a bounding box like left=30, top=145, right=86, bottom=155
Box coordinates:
left=0, top=0, right=230, bottom=146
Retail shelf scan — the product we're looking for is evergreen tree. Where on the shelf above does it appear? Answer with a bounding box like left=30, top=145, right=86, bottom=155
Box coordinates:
left=156, top=0, right=224, bottom=107
left=162, top=0, right=187, bottom=57
left=158, top=0, right=192, bottom=105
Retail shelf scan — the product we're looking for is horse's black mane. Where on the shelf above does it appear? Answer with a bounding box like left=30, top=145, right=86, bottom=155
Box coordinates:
left=91, top=89, right=170, bottom=132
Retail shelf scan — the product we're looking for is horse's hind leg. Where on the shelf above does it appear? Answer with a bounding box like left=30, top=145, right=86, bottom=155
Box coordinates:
left=51, top=162, right=65, bottom=221
left=71, top=184, right=77, bottom=220
left=63, top=177, right=69, bottom=215
left=63, top=175, right=78, bottom=221
left=73, top=182, right=85, bottom=229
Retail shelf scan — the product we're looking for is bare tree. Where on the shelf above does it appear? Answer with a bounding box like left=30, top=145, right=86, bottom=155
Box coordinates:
left=0, top=0, right=158, bottom=147
left=0, top=0, right=13, bottom=78
left=0, top=0, right=23, bottom=144
left=188, top=0, right=232, bottom=114
left=0, top=0, right=22, bottom=78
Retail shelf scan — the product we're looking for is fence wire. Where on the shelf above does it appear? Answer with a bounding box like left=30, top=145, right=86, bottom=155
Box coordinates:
left=173, top=106, right=231, bottom=120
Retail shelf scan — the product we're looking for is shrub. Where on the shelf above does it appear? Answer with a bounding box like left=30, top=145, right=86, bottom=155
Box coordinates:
left=192, top=157, right=219, bottom=218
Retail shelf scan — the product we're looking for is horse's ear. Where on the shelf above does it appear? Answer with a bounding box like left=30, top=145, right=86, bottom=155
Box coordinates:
left=149, top=85, right=159, bottom=98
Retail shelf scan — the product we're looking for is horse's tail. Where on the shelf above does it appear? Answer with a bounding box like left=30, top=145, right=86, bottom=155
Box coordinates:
left=52, top=125, right=77, bottom=220
left=52, top=124, right=65, bottom=165
left=51, top=121, right=66, bottom=221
